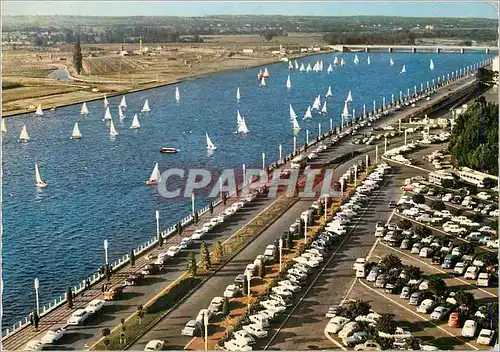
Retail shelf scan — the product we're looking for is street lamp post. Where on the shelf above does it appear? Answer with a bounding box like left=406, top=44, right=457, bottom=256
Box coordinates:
left=306, top=129, right=309, bottom=144
left=407, top=88, right=410, bottom=98
left=404, top=130, right=408, bottom=146
left=191, top=193, right=195, bottom=215
left=399, top=91, right=402, bottom=101
left=398, top=118, right=401, bottom=132
left=242, top=164, right=246, bottom=187
left=323, top=194, right=329, bottom=222
left=318, top=122, right=321, bottom=137
left=340, top=179, right=344, bottom=196
left=363, top=104, right=366, bottom=118
left=304, top=219, right=308, bottom=244
left=104, top=239, right=109, bottom=265
left=391, top=94, right=394, bottom=105
left=372, top=100, right=376, bottom=113
left=354, top=165, right=358, bottom=187
left=329, top=118, right=333, bottom=131
left=34, top=278, right=40, bottom=316
left=382, top=97, right=386, bottom=110
left=279, top=144, right=282, bottom=162
left=204, top=313, right=209, bottom=351
left=384, top=137, right=388, bottom=153
left=279, top=238, right=283, bottom=272
left=375, top=145, right=379, bottom=164
left=246, top=272, right=252, bottom=309
left=293, top=135, right=297, bottom=154
left=155, top=210, right=160, bottom=242
left=262, top=152, right=266, bottom=171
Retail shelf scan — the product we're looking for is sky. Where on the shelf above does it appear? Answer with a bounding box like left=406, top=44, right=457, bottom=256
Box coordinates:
left=1, top=1, right=498, bottom=18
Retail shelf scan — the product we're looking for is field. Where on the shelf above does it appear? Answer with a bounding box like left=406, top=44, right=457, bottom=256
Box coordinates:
left=2, top=33, right=327, bottom=116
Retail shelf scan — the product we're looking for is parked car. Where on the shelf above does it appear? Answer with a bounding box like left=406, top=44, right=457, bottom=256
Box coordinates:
left=67, top=309, right=89, bottom=325
left=208, top=297, right=224, bottom=315
left=85, top=299, right=105, bottom=315
left=430, top=306, right=451, bottom=320
left=354, top=340, right=382, bottom=351
left=461, top=320, right=477, bottom=338
left=40, top=327, right=66, bottom=344
left=224, top=284, right=241, bottom=298
left=242, top=324, right=268, bottom=338
left=477, top=273, right=490, bottom=287
left=181, top=320, right=201, bottom=336
left=409, top=291, right=423, bottom=305
left=325, top=316, right=350, bottom=334
left=477, top=329, right=495, bottom=345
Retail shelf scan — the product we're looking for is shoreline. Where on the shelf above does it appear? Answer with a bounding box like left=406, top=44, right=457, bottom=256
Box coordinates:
left=2, top=50, right=335, bottom=118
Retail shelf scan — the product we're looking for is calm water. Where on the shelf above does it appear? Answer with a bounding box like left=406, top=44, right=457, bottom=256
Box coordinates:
left=2, top=52, right=492, bottom=328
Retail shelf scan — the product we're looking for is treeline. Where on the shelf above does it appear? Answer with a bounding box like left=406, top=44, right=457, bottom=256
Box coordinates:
left=324, top=30, right=416, bottom=45
left=449, top=92, right=498, bottom=176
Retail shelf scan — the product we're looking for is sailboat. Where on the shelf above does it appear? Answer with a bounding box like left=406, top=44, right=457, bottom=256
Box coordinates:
left=299, top=63, right=305, bottom=72
left=333, top=57, right=339, bottom=66
left=109, top=119, right=118, bottom=137
left=306, top=63, right=312, bottom=72
left=346, top=90, right=353, bottom=102
left=1, top=119, right=6, bottom=133
left=325, top=86, right=333, bottom=98
left=430, top=59, right=435, bottom=71
left=319, top=61, right=324, bottom=71
left=286, top=75, right=292, bottom=89
left=19, top=125, right=30, bottom=142
left=130, top=114, right=141, bottom=129
left=146, top=163, right=161, bottom=185
left=80, top=102, right=89, bottom=115
left=340, top=58, right=346, bottom=66
left=206, top=133, right=217, bottom=150
left=236, top=87, right=241, bottom=101
left=141, top=99, right=150, bottom=112
left=35, top=104, right=43, bottom=116
left=120, top=96, right=127, bottom=109
left=35, top=163, right=48, bottom=188
left=321, top=101, right=327, bottom=114
left=263, top=67, right=269, bottom=78
left=312, top=95, right=321, bottom=110
left=289, top=104, right=299, bottom=121
left=312, top=62, right=319, bottom=72
left=104, top=106, right=112, bottom=121
left=342, top=101, right=350, bottom=117
left=257, top=70, right=264, bottom=80
left=291, top=113, right=301, bottom=131
left=104, top=96, right=110, bottom=108
left=367, top=56, right=371, bottom=65
left=389, top=58, right=394, bottom=66
left=175, top=87, right=180, bottom=102
left=354, top=55, right=359, bottom=65
left=71, top=122, right=82, bottom=139
left=288, top=61, right=293, bottom=70
left=260, top=77, right=266, bottom=87
left=118, top=106, right=125, bottom=120
left=303, top=106, right=312, bottom=120
left=294, top=61, right=299, bottom=70
left=236, top=111, right=249, bottom=134
left=327, top=64, right=333, bottom=73
left=400, top=65, right=406, bottom=74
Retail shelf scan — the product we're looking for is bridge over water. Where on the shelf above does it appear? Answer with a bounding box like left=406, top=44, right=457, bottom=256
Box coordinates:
left=330, top=44, right=497, bottom=54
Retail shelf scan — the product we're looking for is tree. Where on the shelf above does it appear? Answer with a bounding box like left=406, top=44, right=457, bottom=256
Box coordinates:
left=187, top=253, right=197, bottom=277
left=483, top=177, right=496, bottom=189
left=101, top=328, right=111, bottom=350
left=379, top=254, right=402, bottom=271
left=414, top=226, right=432, bottom=238
left=67, top=287, right=73, bottom=309
left=441, top=179, right=454, bottom=189
left=73, top=36, right=83, bottom=74
left=130, top=250, right=135, bottom=266
left=376, top=314, right=398, bottom=334
left=200, top=241, right=211, bottom=270
left=136, top=305, right=145, bottom=325
left=212, top=240, right=224, bottom=263
left=258, top=262, right=266, bottom=278
left=455, top=291, right=477, bottom=312
left=404, top=336, right=422, bottom=350
left=223, top=297, right=230, bottom=316
left=263, top=31, right=276, bottom=42
left=405, top=265, right=422, bottom=280
left=375, top=336, right=395, bottom=350
left=427, top=277, right=447, bottom=298
left=398, top=219, right=412, bottom=230
left=431, top=200, right=445, bottom=211
left=412, top=194, right=425, bottom=204
left=349, top=300, right=371, bottom=317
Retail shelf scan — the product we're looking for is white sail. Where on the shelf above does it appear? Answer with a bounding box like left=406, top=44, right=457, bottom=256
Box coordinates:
left=80, top=102, right=89, bottom=115
left=327, top=64, right=333, bottom=73
left=288, top=61, right=293, bottom=70
left=206, top=133, right=217, bottom=150
left=286, top=75, right=292, bottom=89
left=1, top=118, right=6, bottom=133
left=19, top=125, right=30, bottom=142
left=141, top=99, right=150, bottom=112
left=367, top=56, right=371, bottom=65
left=319, top=61, right=323, bottom=71
left=104, top=96, right=110, bottom=108
left=354, top=55, right=359, bottom=64
left=346, top=90, right=353, bottom=102
left=289, top=104, right=299, bottom=120
left=260, top=77, right=266, bottom=87
left=295, top=61, right=299, bottom=70
left=321, top=101, right=327, bottom=114
left=401, top=65, right=406, bottom=74
left=342, top=101, right=350, bottom=117
left=35, top=163, right=47, bottom=187
left=299, top=63, right=305, bottom=72
left=313, top=62, right=319, bottom=72
left=291, top=114, right=301, bottom=131
left=312, top=95, right=321, bottom=110
left=175, top=87, right=180, bottom=102
left=303, top=106, right=312, bottom=120
left=389, top=58, right=394, bottom=66
left=430, top=59, right=435, bottom=71
left=237, top=113, right=249, bottom=134
left=147, top=163, right=161, bottom=184
left=236, top=87, right=241, bottom=100
left=120, top=96, right=127, bottom=109
left=35, top=104, right=43, bottom=116
left=130, top=114, right=141, bottom=129
left=109, top=119, right=118, bottom=136
left=71, top=122, right=82, bottom=139
left=333, top=57, right=339, bottom=66
left=104, top=106, right=112, bottom=120
left=326, top=86, right=333, bottom=98
left=306, top=63, right=312, bottom=72
left=118, top=106, right=125, bottom=119
left=340, top=58, right=345, bottom=66
left=263, top=67, right=269, bottom=78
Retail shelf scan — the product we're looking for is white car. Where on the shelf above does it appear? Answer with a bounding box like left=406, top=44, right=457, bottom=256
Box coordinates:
left=353, top=258, right=366, bottom=270
left=242, top=324, right=268, bottom=338
left=338, top=321, right=359, bottom=339
left=224, top=284, right=240, bottom=298
left=477, top=192, right=491, bottom=200
left=477, top=273, right=490, bottom=287
left=293, top=256, right=320, bottom=267
left=85, top=299, right=105, bottom=314
left=24, top=340, right=45, bottom=351
left=196, top=309, right=212, bottom=323
left=278, top=280, right=301, bottom=292
left=249, top=314, right=270, bottom=328
left=430, top=306, right=451, bottom=320
left=224, top=339, right=252, bottom=351
left=208, top=297, right=225, bottom=314
left=144, top=340, right=165, bottom=351
left=260, top=300, right=286, bottom=313
left=40, top=327, right=66, bottom=344
left=233, top=330, right=256, bottom=345
left=191, top=229, right=206, bottom=240
left=454, top=262, right=466, bottom=275
left=464, top=266, right=479, bottom=280
left=461, top=320, right=477, bottom=337
left=166, top=245, right=181, bottom=257
left=477, top=329, right=495, bottom=345
left=271, top=286, right=293, bottom=297
left=67, top=309, right=89, bottom=325
left=487, top=239, right=499, bottom=249
left=417, top=299, right=434, bottom=313
left=302, top=252, right=324, bottom=262
left=326, top=316, right=350, bottom=334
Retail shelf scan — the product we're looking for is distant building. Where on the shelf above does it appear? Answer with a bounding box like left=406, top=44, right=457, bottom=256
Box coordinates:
left=242, top=48, right=254, bottom=54
left=300, top=48, right=308, bottom=53
left=425, top=25, right=435, bottom=30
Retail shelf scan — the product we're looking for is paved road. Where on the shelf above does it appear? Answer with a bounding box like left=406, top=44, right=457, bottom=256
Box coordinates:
left=3, top=73, right=478, bottom=350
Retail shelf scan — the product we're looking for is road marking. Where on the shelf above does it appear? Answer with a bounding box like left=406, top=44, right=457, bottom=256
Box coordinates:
left=340, top=278, right=358, bottom=306
left=323, top=326, right=348, bottom=351
left=358, top=280, right=479, bottom=350
left=394, top=212, right=496, bottom=253
left=377, top=240, right=497, bottom=298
